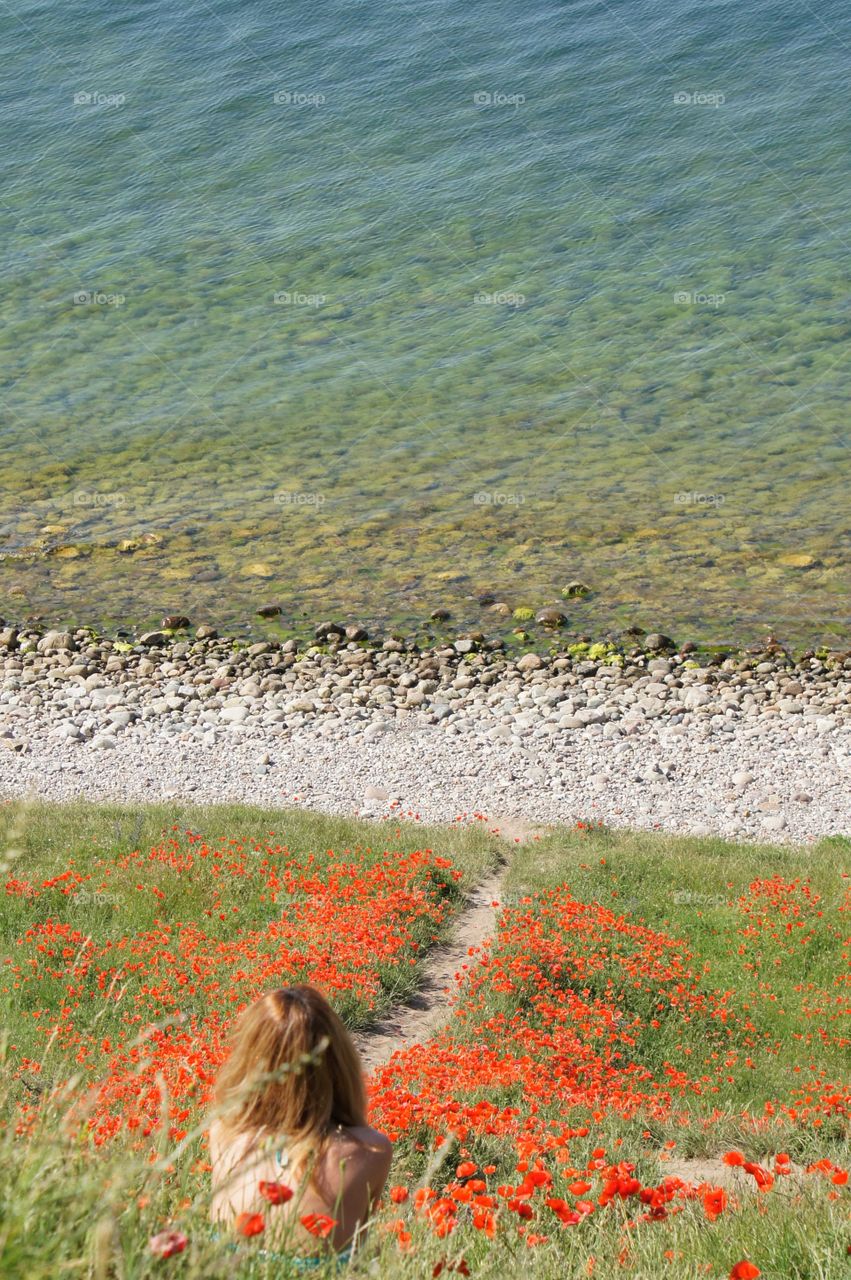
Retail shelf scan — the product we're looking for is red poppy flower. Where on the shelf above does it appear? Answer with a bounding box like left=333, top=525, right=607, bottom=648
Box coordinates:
left=743, top=1162, right=774, bottom=1192
left=300, top=1213, right=336, bottom=1239
left=729, top=1264, right=760, bottom=1279
left=149, top=1229, right=188, bottom=1258
left=702, top=1187, right=728, bottom=1222
left=234, top=1212, right=264, bottom=1237
left=472, top=1207, right=496, bottom=1238
left=389, top=1185, right=410, bottom=1203
left=508, top=1198, right=534, bottom=1219
left=258, top=1180, right=293, bottom=1205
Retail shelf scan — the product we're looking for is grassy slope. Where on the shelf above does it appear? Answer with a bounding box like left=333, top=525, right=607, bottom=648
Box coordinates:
left=366, top=825, right=850, bottom=1279
left=0, top=803, right=848, bottom=1278
left=507, top=825, right=851, bottom=1150
left=0, top=799, right=497, bottom=1040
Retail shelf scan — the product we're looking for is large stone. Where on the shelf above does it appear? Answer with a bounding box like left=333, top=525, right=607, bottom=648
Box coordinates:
left=315, top=621, right=345, bottom=641
left=517, top=653, right=543, bottom=672
left=37, top=630, right=76, bottom=654
left=536, top=608, right=567, bottom=628
left=762, top=814, right=788, bottom=832
left=220, top=705, right=249, bottom=723
left=644, top=633, right=675, bottom=652
left=777, top=553, right=816, bottom=569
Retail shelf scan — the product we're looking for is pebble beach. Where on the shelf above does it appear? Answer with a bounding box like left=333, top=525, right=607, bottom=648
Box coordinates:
left=1, top=623, right=849, bottom=844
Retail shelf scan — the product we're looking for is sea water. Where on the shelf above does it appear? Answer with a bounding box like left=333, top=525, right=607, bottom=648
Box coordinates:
left=0, top=0, right=848, bottom=642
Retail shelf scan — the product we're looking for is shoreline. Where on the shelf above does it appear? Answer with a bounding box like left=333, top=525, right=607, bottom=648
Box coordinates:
left=1, top=622, right=849, bottom=846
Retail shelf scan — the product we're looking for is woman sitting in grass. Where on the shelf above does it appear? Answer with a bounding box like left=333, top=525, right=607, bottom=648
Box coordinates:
left=210, top=985, right=392, bottom=1259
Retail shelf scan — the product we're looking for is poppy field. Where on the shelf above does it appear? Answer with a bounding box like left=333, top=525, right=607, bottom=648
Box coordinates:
left=0, top=802, right=848, bottom=1278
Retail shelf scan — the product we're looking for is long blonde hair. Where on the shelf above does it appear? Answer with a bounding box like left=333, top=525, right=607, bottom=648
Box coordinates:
left=212, top=986, right=366, bottom=1180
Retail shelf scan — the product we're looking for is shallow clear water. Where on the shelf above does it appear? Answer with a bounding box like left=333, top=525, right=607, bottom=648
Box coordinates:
left=1, top=0, right=848, bottom=642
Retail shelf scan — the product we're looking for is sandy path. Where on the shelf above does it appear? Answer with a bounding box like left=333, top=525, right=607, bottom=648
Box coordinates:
left=355, top=816, right=541, bottom=1072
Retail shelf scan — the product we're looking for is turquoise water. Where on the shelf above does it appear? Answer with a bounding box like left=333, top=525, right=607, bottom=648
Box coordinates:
left=1, top=0, right=848, bottom=642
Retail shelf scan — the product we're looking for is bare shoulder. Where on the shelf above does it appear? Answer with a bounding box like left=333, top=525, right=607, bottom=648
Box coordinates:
left=331, top=1124, right=392, bottom=1168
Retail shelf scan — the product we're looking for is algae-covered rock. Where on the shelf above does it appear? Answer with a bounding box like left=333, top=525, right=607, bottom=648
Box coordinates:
left=536, top=608, right=567, bottom=627
left=778, top=553, right=817, bottom=569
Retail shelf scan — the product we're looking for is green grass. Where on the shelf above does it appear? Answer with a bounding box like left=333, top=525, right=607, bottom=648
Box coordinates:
left=0, top=798, right=497, bottom=886
left=505, top=826, right=851, bottom=1153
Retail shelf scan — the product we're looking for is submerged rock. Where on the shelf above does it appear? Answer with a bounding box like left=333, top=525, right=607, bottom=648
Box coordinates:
left=536, top=608, right=567, bottom=628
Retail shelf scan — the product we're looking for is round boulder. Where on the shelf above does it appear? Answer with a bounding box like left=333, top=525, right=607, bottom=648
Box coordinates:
left=536, top=608, right=567, bottom=628
left=644, top=633, right=676, bottom=652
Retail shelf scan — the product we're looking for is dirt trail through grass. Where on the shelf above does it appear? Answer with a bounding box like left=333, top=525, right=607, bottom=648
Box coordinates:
left=358, top=814, right=801, bottom=1194
left=356, top=816, right=542, bottom=1071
